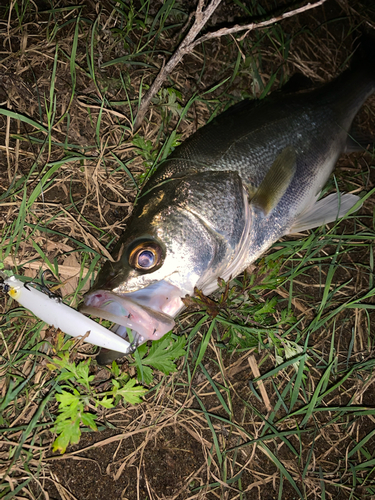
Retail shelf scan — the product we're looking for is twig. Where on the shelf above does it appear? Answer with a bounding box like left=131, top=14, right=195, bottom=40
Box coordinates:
left=134, top=0, right=327, bottom=130
left=192, top=0, right=327, bottom=46
left=134, top=0, right=222, bottom=130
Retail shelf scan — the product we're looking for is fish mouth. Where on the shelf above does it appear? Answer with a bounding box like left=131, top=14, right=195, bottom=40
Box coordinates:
left=80, top=281, right=185, bottom=351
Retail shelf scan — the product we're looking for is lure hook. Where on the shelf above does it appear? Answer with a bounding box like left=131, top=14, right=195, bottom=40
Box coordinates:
left=24, top=269, right=62, bottom=302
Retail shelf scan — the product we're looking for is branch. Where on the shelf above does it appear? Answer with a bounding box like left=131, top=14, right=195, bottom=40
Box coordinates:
left=133, top=0, right=222, bottom=131
left=191, top=0, right=327, bottom=47
left=133, top=0, right=327, bottom=131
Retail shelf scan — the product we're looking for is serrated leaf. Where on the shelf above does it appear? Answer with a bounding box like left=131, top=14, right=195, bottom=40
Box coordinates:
left=53, top=418, right=81, bottom=454
left=111, top=361, right=120, bottom=378
left=135, top=365, right=153, bottom=385
left=253, top=297, right=277, bottom=319
left=54, top=330, right=67, bottom=352
left=164, top=335, right=187, bottom=359
left=76, top=360, right=91, bottom=379
left=55, top=401, right=82, bottom=422
left=98, top=397, right=115, bottom=409
left=80, top=412, right=98, bottom=431
left=130, top=333, right=186, bottom=382
left=117, top=372, right=130, bottom=384
left=138, top=332, right=186, bottom=375
left=147, top=358, right=177, bottom=375
left=56, top=371, right=74, bottom=382
left=112, top=378, right=147, bottom=405
left=55, top=389, right=80, bottom=406
left=76, top=375, right=95, bottom=386
left=52, top=429, right=70, bottom=454
left=137, top=342, right=149, bottom=359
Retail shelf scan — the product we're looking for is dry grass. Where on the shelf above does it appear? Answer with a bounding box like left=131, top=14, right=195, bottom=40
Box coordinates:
left=1, top=0, right=375, bottom=499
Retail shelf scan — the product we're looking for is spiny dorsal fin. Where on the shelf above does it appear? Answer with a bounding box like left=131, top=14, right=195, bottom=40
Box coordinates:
left=251, top=146, right=296, bottom=215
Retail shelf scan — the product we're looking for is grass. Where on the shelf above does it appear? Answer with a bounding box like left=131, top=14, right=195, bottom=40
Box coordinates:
left=0, top=0, right=375, bottom=499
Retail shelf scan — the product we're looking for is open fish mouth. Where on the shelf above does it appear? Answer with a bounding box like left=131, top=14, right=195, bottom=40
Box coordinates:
left=80, top=281, right=185, bottom=353
left=81, top=290, right=175, bottom=343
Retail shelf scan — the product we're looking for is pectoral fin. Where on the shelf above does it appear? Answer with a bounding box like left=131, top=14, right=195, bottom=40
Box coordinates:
left=289, top=192, right=362, bottom=233
left=251, top=146, right=296, bottom=215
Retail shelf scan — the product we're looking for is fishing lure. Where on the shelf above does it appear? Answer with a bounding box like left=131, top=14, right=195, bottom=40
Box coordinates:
left=0, top=273, right=132, bottom=354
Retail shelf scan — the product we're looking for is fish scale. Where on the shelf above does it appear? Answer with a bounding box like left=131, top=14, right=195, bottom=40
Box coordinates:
left=80, top=38, right=375, bottom=363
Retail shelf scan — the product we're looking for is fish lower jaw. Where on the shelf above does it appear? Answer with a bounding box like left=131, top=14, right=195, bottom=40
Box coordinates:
left=80, top=289, right=175, bottom=342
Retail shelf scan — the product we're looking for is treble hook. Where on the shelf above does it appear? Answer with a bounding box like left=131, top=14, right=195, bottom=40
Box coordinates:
left=24, top=269, right=62, bottom=302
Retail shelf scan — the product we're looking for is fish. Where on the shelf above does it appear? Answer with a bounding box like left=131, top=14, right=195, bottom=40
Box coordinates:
left=80, top=38, right=374, bottom=364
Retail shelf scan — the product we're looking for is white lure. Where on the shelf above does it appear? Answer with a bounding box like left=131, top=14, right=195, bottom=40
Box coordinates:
left=2, top=276, right=131, bottom=354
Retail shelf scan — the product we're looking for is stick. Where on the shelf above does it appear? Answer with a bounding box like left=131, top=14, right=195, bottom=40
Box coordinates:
left=134, top=0, right=222, bottom=130
left=133, top=0, right=327, bottom=130
left=192, top=0, right=327, bottom=47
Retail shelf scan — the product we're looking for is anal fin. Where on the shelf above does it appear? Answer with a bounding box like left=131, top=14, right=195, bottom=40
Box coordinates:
left=289, top=193, right=362, bottom=234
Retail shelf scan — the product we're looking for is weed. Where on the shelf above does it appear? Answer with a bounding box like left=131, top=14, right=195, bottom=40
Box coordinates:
left=0, top=1, right=375, bottom=499
left=44, top=332, right=146, bottom=453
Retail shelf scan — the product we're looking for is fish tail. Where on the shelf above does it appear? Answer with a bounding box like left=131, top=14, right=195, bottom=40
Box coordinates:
left=326, top=32, right=375, bottom=120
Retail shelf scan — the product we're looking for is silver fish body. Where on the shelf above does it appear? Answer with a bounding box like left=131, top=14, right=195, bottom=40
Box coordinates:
left=81, top=53, right=374, bottom=362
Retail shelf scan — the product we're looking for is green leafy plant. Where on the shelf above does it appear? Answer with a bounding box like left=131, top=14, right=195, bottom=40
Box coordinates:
left=132, top=135, right=157, bottom=169
left=133, top=128, right=181, bottom=184
left=130, top=331, right=187, bottom=385
left=47, top=330, right=186, bottom=453
left=47, top=333, right=147, bottom=453
left=152, top=87, right=183, bottom=117
left=185, top=257, right=296, bottom=352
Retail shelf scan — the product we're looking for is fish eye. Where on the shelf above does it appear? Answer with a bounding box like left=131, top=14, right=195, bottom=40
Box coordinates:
left=138, top=250, right=154, bottom=268
left=129, top=241, right=163, bottom=271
